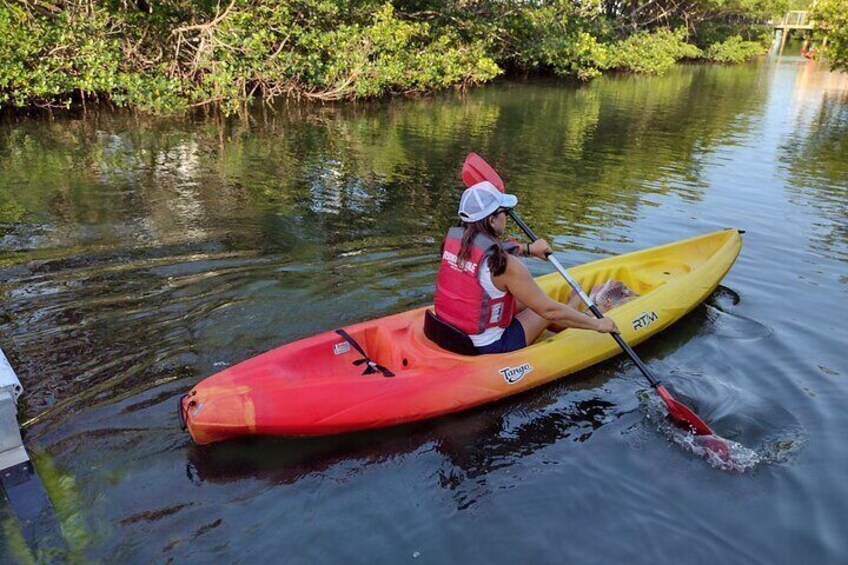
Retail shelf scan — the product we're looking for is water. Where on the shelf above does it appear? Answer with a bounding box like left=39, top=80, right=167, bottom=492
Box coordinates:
left=1, top=53, right=847, bottom=563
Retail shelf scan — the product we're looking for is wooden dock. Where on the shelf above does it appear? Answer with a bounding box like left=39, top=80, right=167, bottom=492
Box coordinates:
left=773, top=11, right=814, bottom=31
left=772, top=11, right=816, bottom=55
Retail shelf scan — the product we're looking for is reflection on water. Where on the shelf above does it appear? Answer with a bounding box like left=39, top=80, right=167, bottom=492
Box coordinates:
left=1, top=449, right=89, bottom=563
left=1, top=58, right=847, bottom=562
left=780, top=66, right=848, bottom=262
left=186, top=395, right=615, bottom=491
left=704, top=286, right=774, bottom=340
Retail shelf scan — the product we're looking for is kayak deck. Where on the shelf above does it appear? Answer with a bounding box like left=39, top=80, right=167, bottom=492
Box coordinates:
left=181, top=229, right=742, bottom=444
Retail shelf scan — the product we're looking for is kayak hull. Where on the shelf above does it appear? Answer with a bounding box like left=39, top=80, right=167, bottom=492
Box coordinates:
left=182, top=229, right=742, bottom=444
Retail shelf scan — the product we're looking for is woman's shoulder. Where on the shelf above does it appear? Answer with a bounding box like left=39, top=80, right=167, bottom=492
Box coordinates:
left=501, top=253, right=530, bottom=278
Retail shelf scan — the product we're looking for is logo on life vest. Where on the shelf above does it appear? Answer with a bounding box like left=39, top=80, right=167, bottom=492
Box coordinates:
left=490, top=303, right=503, bottom=324
left=441, top=250, right=477, bottom=274
left=499, top=363, right=533, bottom=384
left=632, top=311, right=658, bottom=331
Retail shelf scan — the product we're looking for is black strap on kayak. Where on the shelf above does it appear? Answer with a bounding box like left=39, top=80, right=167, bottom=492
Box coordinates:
left=335, top=329, right=395, bottom=378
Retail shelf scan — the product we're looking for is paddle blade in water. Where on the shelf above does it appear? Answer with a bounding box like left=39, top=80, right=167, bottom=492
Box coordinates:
left=462, top=153, right=505, bottom=191
left=656, top=384, right=714, bottom=436
left=693, top=435, right=735, bottom=467
left=654, top=385, right=745, bottom=467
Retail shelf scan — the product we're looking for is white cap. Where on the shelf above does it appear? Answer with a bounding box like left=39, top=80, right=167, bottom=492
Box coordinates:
left=458, top=181, right=518, bottom=223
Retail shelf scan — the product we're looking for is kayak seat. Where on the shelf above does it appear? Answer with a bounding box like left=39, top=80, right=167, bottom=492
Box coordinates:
left=423, top=310, right=478, bottom=356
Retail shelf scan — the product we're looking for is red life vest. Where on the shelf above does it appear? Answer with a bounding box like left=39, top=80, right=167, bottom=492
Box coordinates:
left=434, top=227, right=517, bottom=335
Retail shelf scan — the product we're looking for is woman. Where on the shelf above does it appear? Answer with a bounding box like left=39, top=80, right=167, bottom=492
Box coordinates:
left=434, top=181, right=618, bottom=354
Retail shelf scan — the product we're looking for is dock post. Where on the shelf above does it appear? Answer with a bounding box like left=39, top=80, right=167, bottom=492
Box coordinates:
left=0, top=348, right=25, bottom=471
left=1, top=346, right=58, bottom=549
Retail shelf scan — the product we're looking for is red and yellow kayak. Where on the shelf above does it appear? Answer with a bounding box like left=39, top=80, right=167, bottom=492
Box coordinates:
left=180, top=229, right=742, bottom=444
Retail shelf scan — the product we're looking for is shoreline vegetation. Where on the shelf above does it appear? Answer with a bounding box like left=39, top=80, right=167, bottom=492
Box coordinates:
left=0, top=0, right=843, bottom=116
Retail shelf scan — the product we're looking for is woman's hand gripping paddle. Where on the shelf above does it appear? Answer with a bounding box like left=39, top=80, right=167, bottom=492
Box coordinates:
left=461, top=153, right=718, bottom=437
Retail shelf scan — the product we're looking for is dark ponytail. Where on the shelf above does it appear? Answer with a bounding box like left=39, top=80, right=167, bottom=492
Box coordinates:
left=457, top=218, right=508, bottom=276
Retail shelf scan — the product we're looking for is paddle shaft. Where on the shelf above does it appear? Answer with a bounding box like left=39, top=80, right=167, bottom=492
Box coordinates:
left=507, top=210, right=661, bottom=389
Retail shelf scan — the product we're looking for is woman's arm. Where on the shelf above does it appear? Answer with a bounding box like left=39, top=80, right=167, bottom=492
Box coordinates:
left=496, top=256, right=618, bottom=333
left=513, top=238, right=552, bottom=258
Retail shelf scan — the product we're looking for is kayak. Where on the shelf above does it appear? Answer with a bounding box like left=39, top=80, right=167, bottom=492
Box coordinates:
left=180, top=229, right=742, bottom=444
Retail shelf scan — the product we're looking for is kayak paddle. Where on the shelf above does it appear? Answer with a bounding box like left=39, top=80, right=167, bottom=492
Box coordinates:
left=461, top=153, right=715, bottom=436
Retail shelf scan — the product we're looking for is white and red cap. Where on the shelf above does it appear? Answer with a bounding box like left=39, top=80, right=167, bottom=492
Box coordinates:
left=458, top=181, right=518, bottom=223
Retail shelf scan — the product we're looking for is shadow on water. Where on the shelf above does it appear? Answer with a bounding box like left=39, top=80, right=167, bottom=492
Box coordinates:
left=185, top=395, right=616, bottom=494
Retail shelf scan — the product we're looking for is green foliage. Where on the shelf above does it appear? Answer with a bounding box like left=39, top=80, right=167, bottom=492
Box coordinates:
left=0, top=2, right=178, bottom=110
left=0, top=0, right=798, bottom=113
left=703, top=35, right=769, bottom=62
left=488, top=2, right=611, bottom=79
left=0, top=4, right=120, bottom=107
left=693, top=21, right=773, bottom=49
left=0, top=1, right=501, bottom=112
left=813, top=0, right=848, bottom=71
left=608, top=29, right=702, bottom=74
left=183, top=2, right=501, bottom=109
left=724, top=0, right=790, bottom=22
left=787, top=0, right=814, bottom=9
left=296, top=4, right=501, bottom=97
left=598, top=0, right=788, bottom=36
left=0, top=192, right=27, bottom=224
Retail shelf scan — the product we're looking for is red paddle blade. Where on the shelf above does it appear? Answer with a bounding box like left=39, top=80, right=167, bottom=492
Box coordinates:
left=656, top=385, right=714, bottom=436
left=462, top=153, right=506, bottom=192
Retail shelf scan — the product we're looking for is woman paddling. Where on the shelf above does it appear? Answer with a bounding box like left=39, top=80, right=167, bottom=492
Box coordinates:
left=433, top=181, right=618, bottom=355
